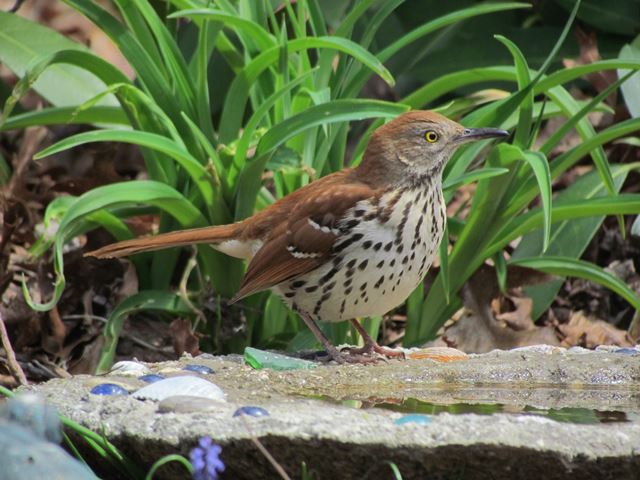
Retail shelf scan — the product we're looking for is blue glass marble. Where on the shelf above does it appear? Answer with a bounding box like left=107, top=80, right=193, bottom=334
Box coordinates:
left=394, top=414, right=432, bottom=425
left=183, top=364, right=215, bottom=375
left=138, top=374, right=165, bottom=383
left=233, top=406, right=269, bottom=418
left=614, top=348, right=639, bottom=356
left=90, top=383, right=129, bottom=396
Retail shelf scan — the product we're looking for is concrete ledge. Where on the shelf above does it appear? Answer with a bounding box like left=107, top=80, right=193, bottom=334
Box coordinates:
left=23, top=348, right=640, bottom=479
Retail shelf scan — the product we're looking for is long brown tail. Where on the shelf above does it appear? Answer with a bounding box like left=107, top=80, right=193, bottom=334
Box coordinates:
left=85, top=224, right=238, bottom=259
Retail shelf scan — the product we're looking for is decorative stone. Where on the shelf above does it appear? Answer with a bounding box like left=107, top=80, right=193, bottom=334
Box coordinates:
left=0, top=394, right=61, bottom=443
left=183, top=364, right=215, bottom=375
left=394, top=414, right=432, bottom=425
left=567, top=346, right=592, bottom=354
left=244, top=347, right=317, bottom=371
left=233, top=406, right=269, bottom=417
left=109, top=361, right=150, bottom=376
left=595, top=345, right=622, bottom=352
left=90, top=384, right=129, bottom=396
left=138, top=374, right=165, bottom=383
left=158, top=395, right=224, bottom=413
left=133, top=376, right=224, bottom=402
left=508, top=345, right=564, bottom=354
left=0, top=420, right=95, bottom=479
left=408, top=347, right=468, bottom=362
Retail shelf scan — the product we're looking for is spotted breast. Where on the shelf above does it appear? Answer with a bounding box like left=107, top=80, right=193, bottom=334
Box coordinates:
left=275, top=179, right=446, bottom=321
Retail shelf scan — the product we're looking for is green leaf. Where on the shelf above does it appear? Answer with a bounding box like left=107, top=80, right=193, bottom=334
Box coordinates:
left=0, top=11, right=119, bottom=108
left=632, top=216, right=640, bottom=237
left=378, top=2, right=530, bottom=65
left=521, top=151, right=552, bottom=252
left=539, top=60, right=640, bottom=93
left=614, top=136, right=640, bottom=147
left=494, top=35, right=532, bottom=149
left=233, top=69, right=317, bottom=177
left=257, top=99, right=408, bottom=155
left=509, top=256, right=640, bottom=312
left=1, top=49, right=130, bottom=129
left=494, top=251, right=507, bottom=295
left=618, top=35, right=640, bottom=118
left=543, top=86, right=616, bottom=199
left=120, top=0, right=198, bottom=119
left=97, top=291, right=192, bottom=373
left=0, top=152, right=10, bottom=186
left=34, top=129, right=217, bottom=216
left=0, top=106, right=128, bottom=131
left=145, top=455, right=193, bottom=480
left=541, top=69, right=637, bottom=154
left=555, top=0, right=640, bottom=36
left=345, top=2, right=530, bottom=97
left=219, top=36, right=396, bottom=142
left=448, top=0, right=581, bottom=145
left=487, top=193, right=640, bottom=257
left=24, top=181, right=207, bottom=312
left=442, top=167, right=509, bottom=191
left=404, top=60, right=640, bottom=110
left=511, top=163, right=635, bottom=319
left=169, top=8, right=276, bottom=51
left=60, top=0, right=181, bottom=123
left=503, top=118, right=640, bottom=223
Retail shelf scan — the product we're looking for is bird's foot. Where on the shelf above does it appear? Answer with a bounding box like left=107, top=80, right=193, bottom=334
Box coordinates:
left=316, top=346, right=379, bottom=364
left=315, top=343, right=405, bottom=364
left=349, top=343, right=404, bottom=358
left=343, top=342, right=405, bottom=360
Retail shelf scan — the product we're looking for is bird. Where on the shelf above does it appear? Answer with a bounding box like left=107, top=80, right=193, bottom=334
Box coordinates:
left=87, top=111, right=508, bottom=363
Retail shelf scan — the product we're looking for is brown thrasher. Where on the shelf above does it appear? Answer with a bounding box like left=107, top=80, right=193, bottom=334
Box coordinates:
left=87, top=111, right=508, bottom=363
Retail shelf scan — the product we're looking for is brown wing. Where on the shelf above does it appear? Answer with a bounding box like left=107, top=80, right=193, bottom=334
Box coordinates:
left=231, top=179, right=378, bottom=302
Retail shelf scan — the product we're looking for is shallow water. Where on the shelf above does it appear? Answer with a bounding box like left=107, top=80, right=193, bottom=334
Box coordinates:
left=306, top=384, right=640, bottom=424
left=337, top=397, right=634, bottom=424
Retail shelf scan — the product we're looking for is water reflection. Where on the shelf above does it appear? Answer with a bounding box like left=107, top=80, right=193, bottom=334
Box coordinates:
left=322, top=396, right=631, bottom=424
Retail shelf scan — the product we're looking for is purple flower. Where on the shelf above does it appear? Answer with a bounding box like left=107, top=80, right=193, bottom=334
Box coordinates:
left=190, top=437, right=225, bottom=480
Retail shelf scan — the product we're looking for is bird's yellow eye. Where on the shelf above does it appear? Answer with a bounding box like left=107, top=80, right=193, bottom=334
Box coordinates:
left=425, top=130, right=439, bottom=143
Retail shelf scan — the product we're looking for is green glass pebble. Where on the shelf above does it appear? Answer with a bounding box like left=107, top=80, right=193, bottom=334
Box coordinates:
left=244, top=347, right=317, bottom=371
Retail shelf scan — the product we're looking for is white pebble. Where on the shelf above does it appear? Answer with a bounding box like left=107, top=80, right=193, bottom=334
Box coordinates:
left=133, top=376, right=225, bottom=402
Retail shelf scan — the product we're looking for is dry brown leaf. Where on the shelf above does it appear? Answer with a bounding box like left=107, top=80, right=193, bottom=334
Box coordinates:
left=425, top=264, right=560, bottom=353
left=169, top=318, right=200, bottom=357
left=558, top=310, right=634, bottom=348
left=427, top=308, right=559, bottom=354
left=494, top=294, right=535, bottom=331
left=67, top=334, right=105, bottom=375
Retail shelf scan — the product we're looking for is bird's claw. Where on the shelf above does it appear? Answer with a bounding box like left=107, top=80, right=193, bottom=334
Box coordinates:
left=315, top=344, right=405, bottom=364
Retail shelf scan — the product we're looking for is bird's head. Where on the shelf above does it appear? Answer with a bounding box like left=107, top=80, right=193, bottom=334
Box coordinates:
left=358, top=110, right=508, bottom=186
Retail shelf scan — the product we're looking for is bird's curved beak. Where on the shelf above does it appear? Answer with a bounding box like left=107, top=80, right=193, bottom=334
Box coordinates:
left=455, top=127, right=510, bottom=144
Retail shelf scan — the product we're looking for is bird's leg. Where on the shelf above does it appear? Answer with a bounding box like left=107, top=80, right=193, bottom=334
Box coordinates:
left=297, top=311, right=376, bottom=364
left=347, top=319, right=404, bottom=359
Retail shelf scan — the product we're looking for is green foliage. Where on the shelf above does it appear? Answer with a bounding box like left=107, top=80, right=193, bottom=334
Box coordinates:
left=1, top=0, right=640, bottom=361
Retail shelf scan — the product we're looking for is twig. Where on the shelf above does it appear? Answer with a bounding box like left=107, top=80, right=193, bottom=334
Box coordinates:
left=239, top=415, right=292, bottom=480
left=62, top=314, right=174, bottom=353
left=178, top=246, right=207, bottom=331
left=7, top=0, right=24, bottom=13
left=0, top=310, right=28, bottom=385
